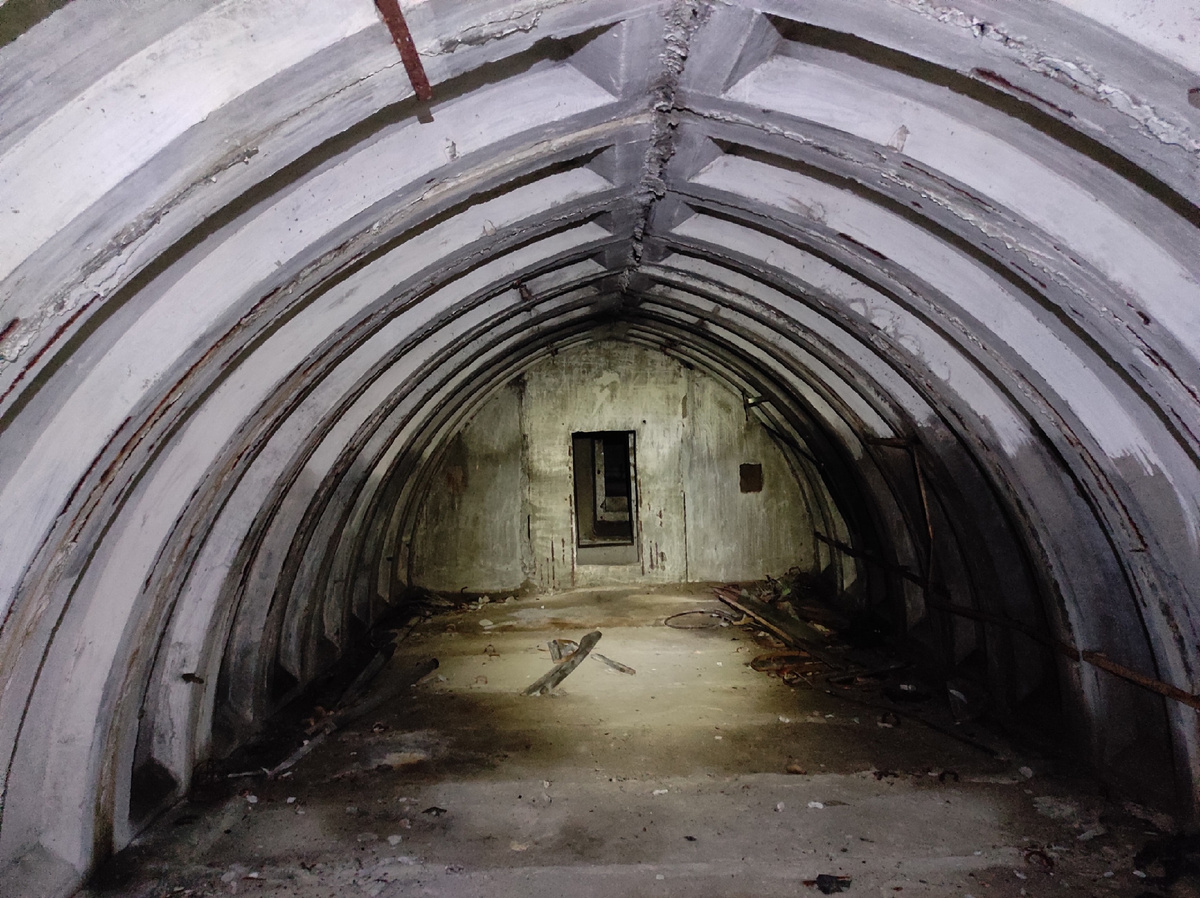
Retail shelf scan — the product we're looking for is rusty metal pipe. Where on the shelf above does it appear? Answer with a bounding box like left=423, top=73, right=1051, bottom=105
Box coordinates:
left=374, top=0, right=433, bottom=102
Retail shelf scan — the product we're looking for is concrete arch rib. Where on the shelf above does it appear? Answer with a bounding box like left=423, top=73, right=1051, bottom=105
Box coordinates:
left=0, top=1, right=1199, bottom=893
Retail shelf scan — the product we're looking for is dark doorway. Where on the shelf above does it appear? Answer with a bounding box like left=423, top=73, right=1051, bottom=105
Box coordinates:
left=572, top=431, right=637, bottom=547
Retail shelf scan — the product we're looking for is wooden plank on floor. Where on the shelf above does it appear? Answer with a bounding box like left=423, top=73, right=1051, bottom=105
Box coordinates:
left=713, top=586, right=844, bottom=669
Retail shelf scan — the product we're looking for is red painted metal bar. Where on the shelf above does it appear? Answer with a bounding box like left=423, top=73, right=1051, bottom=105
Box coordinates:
left=374, top=0, right=433, bottom=101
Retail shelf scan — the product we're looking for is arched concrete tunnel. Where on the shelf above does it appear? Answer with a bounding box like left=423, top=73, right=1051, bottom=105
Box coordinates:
left=1, top=0, right=1199, bottom=893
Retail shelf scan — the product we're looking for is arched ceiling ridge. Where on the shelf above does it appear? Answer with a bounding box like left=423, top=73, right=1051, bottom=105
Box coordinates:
left=2, top=2, right=1200, bottom=891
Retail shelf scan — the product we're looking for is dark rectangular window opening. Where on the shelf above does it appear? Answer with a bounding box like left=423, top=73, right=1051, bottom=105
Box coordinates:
left=573, top=431, right=637, bottom=547
left=740, top=463, right=763, bottom=493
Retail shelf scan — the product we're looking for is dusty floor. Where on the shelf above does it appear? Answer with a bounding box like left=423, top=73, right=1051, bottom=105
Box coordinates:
left=85, top=587, right=1194, bottom=897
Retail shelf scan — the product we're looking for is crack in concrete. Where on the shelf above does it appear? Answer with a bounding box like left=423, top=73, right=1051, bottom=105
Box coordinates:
left=885, top=0, right=1200, bottom=155
left=0, top=57, right=405, bottom=381
left=619, top=0, right=711, bottom=296
left=421, top=2, right=568, bottom=56
left=679, top=104, right=1200, bottom=438
left=1026, top=55, right=1200, bottom=154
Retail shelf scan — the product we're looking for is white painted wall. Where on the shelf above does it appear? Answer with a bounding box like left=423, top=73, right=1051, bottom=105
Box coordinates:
left=409, top=340, right=814, bottom=591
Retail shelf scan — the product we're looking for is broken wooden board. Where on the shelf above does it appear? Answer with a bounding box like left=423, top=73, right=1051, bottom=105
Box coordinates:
left=592, top=652, right=635, bottom=675
left=548, top=638, right=578, bottom=662
left=547, top=638, right=634, bottom=675
left=713, top=587, right=844, bottom=669
left=524, top=630, right=602, bottom=695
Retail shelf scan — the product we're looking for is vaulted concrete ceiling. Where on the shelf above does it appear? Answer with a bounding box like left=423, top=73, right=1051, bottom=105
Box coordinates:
left=1, top=1, right=1199, bottom=893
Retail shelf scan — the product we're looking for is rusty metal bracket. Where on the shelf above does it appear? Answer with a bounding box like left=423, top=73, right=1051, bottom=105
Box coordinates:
left=374, top=0, right=433, bottom=101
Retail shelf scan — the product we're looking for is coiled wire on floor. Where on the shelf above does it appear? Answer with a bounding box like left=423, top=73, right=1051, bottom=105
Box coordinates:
left=663, top=608, right=744, bottom=629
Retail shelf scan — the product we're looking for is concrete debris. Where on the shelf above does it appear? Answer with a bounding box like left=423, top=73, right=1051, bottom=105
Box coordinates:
left=1134, top=834, right=1200, bottom=886
left=812, top=873, right=853, bottom=893
left=1124, top=801, right=1176, bottom=833
left=1022, top=847, right=1054, bottom=870
left=1033, top=796, right=1078, bottom=821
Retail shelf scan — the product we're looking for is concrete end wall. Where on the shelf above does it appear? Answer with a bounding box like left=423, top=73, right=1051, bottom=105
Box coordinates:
left=409, top=340, right=814, bottom=591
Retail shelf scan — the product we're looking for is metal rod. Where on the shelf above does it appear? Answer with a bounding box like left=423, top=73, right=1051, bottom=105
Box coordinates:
left=1081, top=651, right=1200, bottom=712
left=814, top=531, right=923, bottom=586
left=374, top=0, right=433, bottom=101
left=813, top=535, right=1200, bottom=711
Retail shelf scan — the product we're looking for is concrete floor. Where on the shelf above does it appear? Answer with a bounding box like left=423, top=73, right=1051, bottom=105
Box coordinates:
left=85, top=587, right=1192, bottom=897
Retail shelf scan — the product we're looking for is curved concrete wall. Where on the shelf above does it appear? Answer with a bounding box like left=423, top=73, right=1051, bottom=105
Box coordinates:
left=0, top=1, right=1197, bottom=893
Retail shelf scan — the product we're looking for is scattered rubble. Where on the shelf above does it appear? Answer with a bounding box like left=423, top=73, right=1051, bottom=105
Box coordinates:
left=810, top=873, right=853, bottom=893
